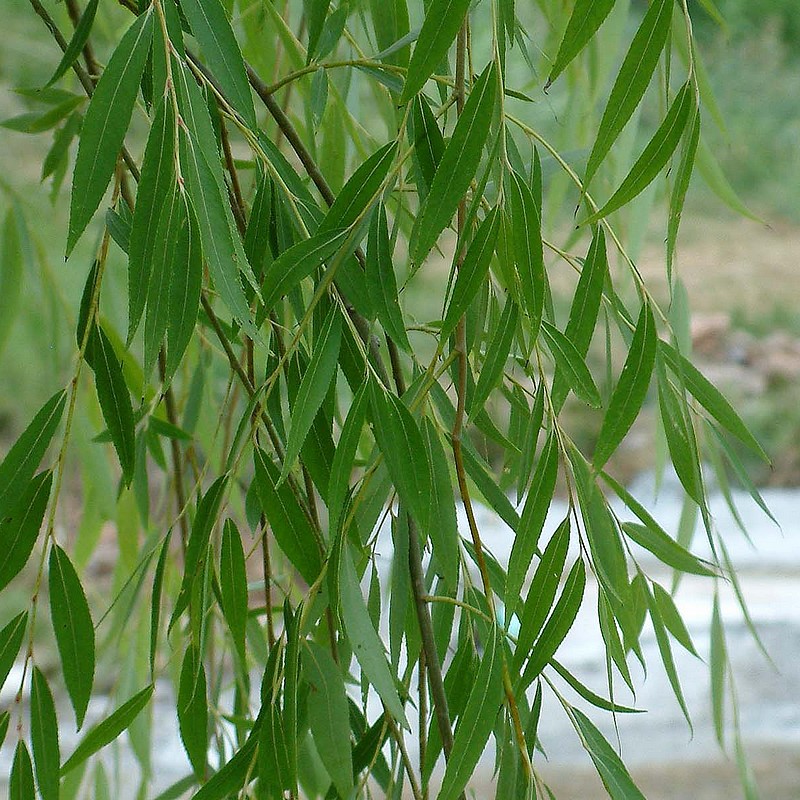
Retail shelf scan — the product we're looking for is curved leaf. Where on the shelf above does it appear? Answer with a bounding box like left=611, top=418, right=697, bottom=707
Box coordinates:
left=44, top=0, right=100, bottom=87
left=0, top=612, right=28, bottom=696
left=10, top=741, right=35, bottom=800
left=31, top=667, right=60, bottom=800
left=622, top=521, right=716, bottom=577
left=541, top=320, right=601, bottom=407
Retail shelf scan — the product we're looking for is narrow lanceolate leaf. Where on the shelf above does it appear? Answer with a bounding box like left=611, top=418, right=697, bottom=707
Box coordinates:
left=178, top=648, right=209, bottom=777
left=0, top=390, right=65, bottom=519
left=507, top=169, right=544, bottom=338
left=179, top=0, right=256, bottom=128
left=305, top=0, right=332, bottom=62
left=586, top=83, right=695, bottom=223
left=553, top=227, right=608, bottom=411
left=546, top=0, right=616, bottom=88
left=437, top=625, right=504, bottom=800
left=659, top=341, right=768, bottom=462
left=622, top=522, right=715, bottom=576
left=0, top=472, right=52, bottom=593
left=571, top=708, right=646, bottom=799
left=593, top=302, right=657, bottom=468
left=319, top=142, right=397, bottom=236
left=541, top=321, right=601, bottom=407
left=400, top=0, right=471, bottom=102
left=261, top=229, right=348, bottom=312
left=49, top=544, right=95, bottom=728
left=61, top=685, right=154, bottom=775
left=340, top=548, right=408, bottom=727
left=220, top=520, right=248, bottom=661
left=91, top=326, right=135, bottom=485
left=68, top=10, right=154, bottom=254
left=280, top=305, right=342, bottom=483
left=441, top=207, right=501, bottom=341
left=411, top=96, right=444, bottom=197
left=191, top=727, right=259, bottom=800
left=369, top=382, right=432, bottom=531
left=0, top=710, right=9, bottom=749
left=367, top=203, right=410, bottom=351
left=253, top=449, right=322, bottom=584
left=150, top=533, right=171, bottom=676
left=505, top=432, right=558, bottom=617
left=0, top=209, right=24, bottom=360
left=710, top=593, right=726, bottom=746
left=514, top=518, right=570, bottom=668
left=31, top=667, right=60, bottom=800
left=410, top=63, right=497, bottom=264
left=0, top=612, right=28, bottom=695
left=584, top=0, right=673, bottom=187
left=165, top=196, right=203, bottom=382
left=10, top=741, right=35, bottom=800
left=652, top=582, right=698, bottom=657
left=302, top=642, right=353, bottom=797
left=470, top=297, right=518, bottom=419
left=667, top=106, right=701, bottom=275
left=45, top=0, right=99, bottom=87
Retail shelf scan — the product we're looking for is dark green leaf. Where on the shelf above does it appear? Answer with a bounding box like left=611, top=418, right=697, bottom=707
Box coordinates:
left=622, top=521, right=715, bottom=577
left=550, top=659, right=642, bottom=714
left=410, top=63, right=497, bottom=264
left=667, top=106, right=701, bottom=274
left=437, top=625, right=504, bottom=800
left=190, top=726, right=258, bottom=800
left=542, top=320, right=601, bottom=407
left=61, top=685, right=155, bottom=775
left=280, top=305, right=342, bottom=483
left=652, top=582, right=698, bottom=657
left=68, top=10, right=154, bottom=253
left=441, top=207, right=501, bottom=341
left=49, top=544, right=95, bottom=728
left=0, top=390, right=65, bottom=520
left=546, top=0, right=616, bottom=87
left=253, top=449, right=321, bottom=584
left=0, top=710, right=9, bottom=749
left=593, top=302, right=657, bottom=468
left=0, top=472, right=52, bottom=593
left=400, top=0, right=471, bottom=102
left=0, top=612, right=28, bottom=696
left=220, top=519, right=248, bottom=661
left=180, top=0, right=256, bottom=127
left=10, top=741, right=35, bottom=800
left=411, top=95, right=444, bottom=197
left=178, top=647, right=208, bottom=777
left=306, top=0, right=332, bottom=63
left=571, top=708, right=646, bottom=799
left=369, top=0, right=410, bottom=67
left=90, top=326, right=135, bottom=485
left=31, top=667, right=60, bottom=800
left=584, top=0, right=673, bottom=186
left=302, top=642, right=353, bottom=796
left=44, top=0, right=100, bottom=87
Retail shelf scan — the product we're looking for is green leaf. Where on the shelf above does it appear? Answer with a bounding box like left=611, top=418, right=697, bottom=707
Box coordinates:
left=253, top=449, right=322, bottom=584
left=584, top=0, right=673, bottom=187
left=49, top=544, right=95, bottom=728
left=667, top=106, right=701, bottom=275
left=178, top=647, right=208, bottom=777
left=659, top=341, right=768, bottom=462
left=622, top=522, right=715, bottom=577
left=593, top=302, right=657, bottom=468
left=411, top=95, right=444, bottom=197
left=541, top=320, right=601, bottom=407
left=546, top=0, right=616, bottom=88
left=219, top=519, right=248, bottom=661
left=150, top=532, right=171, bottom=676
left=400, top=0, right=471, bottom=102
left=369, top=0, right=410, bottom=68
left=710, top=592, right=726, bottom=746
left=553, top=227, right=608, bottom=411
left=550, top=659, right=642, bottom=714
left=180, top=0, right=256, bottom=128
left=437, top=625, right=504, bottom=800
left=0, top=710, right=9, bottom=749
left=367, top=202, right=410, bottom=351
left=0, top=472, right=52, bottom=593
left=280, top=305, right=342, bottom=483
left=507, top=168, right=544, bottom=338
left=190, top=726, right=259, bottom=800
left=302, top=642, right=354, bottom=797
left=652, top=582, right=698, bottom=657
left=514, top=518, right=570, bottom=667
left=340, top=547, right=408, bottom=727
left=305, top=0, right=332, bottom=63
left=10, top=741, right=35, bottom=800
left=90, top=326, right=135, bottom=485
left=261, top=229, right=349, bottom=313
left=0, top=612, right=28, bottom=693
left=0, top=209, right=24, bottom=360
left=571, top=708, right=646, bottom=799
left=258, top=701, right=292, bottom=794
left=441, top=207, right=501, bottom=341
left=410, top=63, right=497, bottom=264
left=44, top=0, right=99, bottom=87
left=369, top=381, right=432, bottom=531
left=586, top=83, right=694, bottom=223
left=520, top=559, right=586, bottom=687
left=696, top=134, right=758, bottom=221
left=31, top=667, right=60, bottom=800
left=469, top=297, right=518, bottom=419
left=68, top=10, right=154, bottom=254
left=0, top=390, right=65, bottom=520
left=506, top=433, right=558, bottom=617
left=61, top=685, right=154, bottom=775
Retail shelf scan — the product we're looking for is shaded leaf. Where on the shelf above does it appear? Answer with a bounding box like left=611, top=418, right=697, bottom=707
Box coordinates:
left=542, top=320, right=601, bottom=407
left=49, top=544, right=95, bottom=728
left=44, top=0, right=100, bottom=87
left=31, top=667, right=60, bottom=800
left=10, top=741, right=35, bottom=800
left=220, top=519, right=248, bottom=661
left=305, top=0, right=332, bottom=63
left=178, top=647, right=208, bottom=777
left=411, top=95, right=444, bottom=197
left=652, top=582, right=698, bottom=657
left=190, top=726, right=259, bottom=800
left=0, top=209, right=24, bottom=359
left=0, top=612, right=28, bottom=697
left=551, top=659, right=642, bottom=714
left=622, top=521, right=715, bottom=577
left=0, top=710, right=9, bottom=749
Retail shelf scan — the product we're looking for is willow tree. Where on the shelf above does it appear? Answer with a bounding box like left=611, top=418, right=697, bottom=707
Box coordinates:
left=0, top=0, right=768, bottom=797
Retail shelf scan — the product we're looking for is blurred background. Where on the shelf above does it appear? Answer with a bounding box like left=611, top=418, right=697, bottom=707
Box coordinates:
left=0, top=0, right=798, bottom=797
